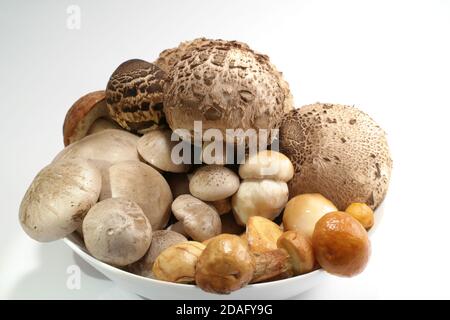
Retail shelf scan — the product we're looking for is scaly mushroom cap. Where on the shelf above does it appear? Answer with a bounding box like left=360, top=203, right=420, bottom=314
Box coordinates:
left=189, top=165, right=240, bottom=201
left=279, top=103, right=392, bottom=210
left=163, top=39, right=293, bottom=143
left=106, top=59, right=166, bottom=134
left=19, top=159, right=102, bottom=242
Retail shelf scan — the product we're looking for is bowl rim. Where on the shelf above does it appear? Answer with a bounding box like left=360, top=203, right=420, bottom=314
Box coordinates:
left=64, top=201, right=384, bottom=291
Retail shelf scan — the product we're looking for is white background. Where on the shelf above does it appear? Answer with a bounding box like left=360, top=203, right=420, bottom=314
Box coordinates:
left=1, top=0, right=449, bottom=299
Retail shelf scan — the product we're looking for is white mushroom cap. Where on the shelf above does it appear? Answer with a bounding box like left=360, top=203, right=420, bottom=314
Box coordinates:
left=231, top=179, right=289, bottom=225
left=101, top=160, right=173, bottom=230
left=54, top=129, right=139, bottom=165
left=19, top=159, right=102, bottom=242
left=137, top=129, right=191, bottom=173
left=239, top=150, right=294, bottom=182
left=83, top=198, right=152, bottom=266
left=171, top=194, right=221, bottom=242
left=189, top=165, right=240, bottom=201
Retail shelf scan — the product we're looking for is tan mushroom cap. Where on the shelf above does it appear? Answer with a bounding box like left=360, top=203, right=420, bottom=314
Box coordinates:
left=137, top=129, right=191, bottom=173
left=87, top=118, right=121, bottom=135
left=63, top=91, right=110, bottom=146
left=232, top=179, right=288, bottom=225
left=102, top=160, right=173, bottom=230
left=163, top=39, right=293, bottom=143
left=189, top=165, right=240, bottom=201
left=207, top=197, right=232, bottom=215
left=19, top=159, right=102, bottom=242
left=128, top=230, right=187, bottom=277
left=283, top=193, right=338, bottom=240
left=195, top=234, right=255, bottom=294
left=171, top=194, right=221, bottom=242
left=279, top=103, right=392, bottom=210
left=83, top=198, right=152, bottom=266
left=239, top=150, right=294, bottom=182
left=152, top=241, right=205, bottom=283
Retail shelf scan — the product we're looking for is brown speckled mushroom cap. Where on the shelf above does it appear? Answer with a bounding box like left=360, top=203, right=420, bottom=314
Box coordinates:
left=163, top=39, right=293, bottom=143
left=106, top=59, right=166, bottom=134
left=279, top=103, right=392, bottom=210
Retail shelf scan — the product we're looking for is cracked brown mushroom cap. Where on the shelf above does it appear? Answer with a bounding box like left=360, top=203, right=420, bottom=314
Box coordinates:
left=153, top=241, right=205, bottom=283
left=171, top=194, right=221, bottom=242
left=163, top=39, right=293, bottom=143
left=128, top=230, right=187, bottom=277
left=189, top=165, right=240, bottom=202
left=63, top=91, right=111, bottom=146
left=83, top=198, right=152, bottom=267
left=195, top=234, right=255, bottom=294
left=137, top=129, right=191, bottom=173
left=106, top=59, right=166, bottom=134
left=279, top=103, right=392, bottom=210
left=19, top=159, right=102, bottom=242
left=101, top=160, right=173, bottom=230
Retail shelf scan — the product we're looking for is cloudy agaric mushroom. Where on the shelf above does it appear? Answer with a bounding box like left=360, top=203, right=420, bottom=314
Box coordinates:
left=106, top=59, right=166, bottom=134
left=279, top=103, right=392, bottom=210
left=163, top=39, right=293, bottom=143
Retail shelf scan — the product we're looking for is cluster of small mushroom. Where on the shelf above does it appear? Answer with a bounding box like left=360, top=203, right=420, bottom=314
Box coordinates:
left=19, top=38, right=392, bottom=295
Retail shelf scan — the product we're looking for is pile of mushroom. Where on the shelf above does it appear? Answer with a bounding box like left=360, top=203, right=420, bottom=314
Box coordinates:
left=19, top=38, right=391, bottom=295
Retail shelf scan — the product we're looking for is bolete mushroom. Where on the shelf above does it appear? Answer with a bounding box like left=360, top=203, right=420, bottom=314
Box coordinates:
left=163, top=39, right=293, bottom=143
left=101, top=160, right=173, bottom=230
left=312, top=211, right=371, bottom=277
left=63, top=91, right=111, bottom=146
left=106, top=59, right=166, bottom=134
left=232, top=179, right=288, bottom=225
left=128, top=230, right=187, bottom=277
left=279, top=103, right=392, bottom=210
left=137, top=129, right=191, bottom=172
left=83, top=198, right=152, bottom=266
left=283, top=193, right=338, bottom=240
left=152, top=241, right=205, bottom=283
left=171, top=194, right=221, bottom=241
left=246, top=216, right=283, bottom=253
left=239, top=150, right=294, bottom=182
left=189, top=165, right=240, bottom=201
left=195, top=234, right=255, bottom=294
left=19, top=159, right=102, bottom=242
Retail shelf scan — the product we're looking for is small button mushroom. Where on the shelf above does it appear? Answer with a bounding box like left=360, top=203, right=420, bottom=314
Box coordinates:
left=171, top=194, right=221, bottom=242
left=63, top=91, right=110, bottom=146
left=128, top=230, right=187, bottom=277
left=232, top=179, right=288, bottom=225
left=195, top=234, right=255, bottom=294
left=239, top=150, right=294, bottom=182
left=152, top=241, right=205, bottom=283
left=106, top=59, right=166, bottom=134
left=207, top=198, right=232, bottom=215
left=246, top=216, right=283, bottom=253
left=83, top=198, right=152, bottom=266
left=283, top=193, right=338, bottom=240
left=137, top=130, right=191, bottom=173
left=19, top=159, right=102, bottom=242
left=189, top=165, right=240, bottom=201
left=345, top=202, right=375, bottom=229
left=312, top=211, right=371, bottom=277
left=277, top=230, right=315, bottom=275
left=102, top=160, right=173, bottom=230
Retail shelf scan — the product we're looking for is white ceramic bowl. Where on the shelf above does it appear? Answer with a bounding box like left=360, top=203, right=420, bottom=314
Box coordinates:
left=64, top=204, right=384, bottom=300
